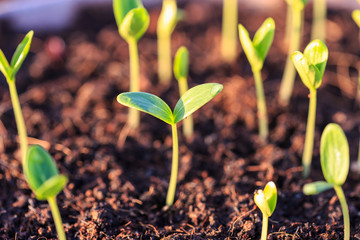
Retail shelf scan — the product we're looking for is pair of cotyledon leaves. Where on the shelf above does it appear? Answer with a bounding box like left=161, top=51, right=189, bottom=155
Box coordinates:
left=238, top=18, right=275, bottom=72
left=303, top=123, right=349, bottom=195
left=0, top=31, right=33, bottom=82
left=292, top=39, right=328, bottom=91
left=254, top=181, right=277, bottom=217
left=117, top=83, right=223, bottom=125
left=113, top=0, right=149, bottom=42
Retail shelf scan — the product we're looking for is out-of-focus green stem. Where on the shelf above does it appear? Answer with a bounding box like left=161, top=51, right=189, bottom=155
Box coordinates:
left=284, top=4, right=292, bottom=44
left=253, top=70, right=268, bottom=140
left=261, top=215, right=268, bottom=240
left=279, top=7, right=303, bottom=106
left=158, top=33, right=172, bottom=84
left=48, top=196, right=66, bottom=240
left=333, top=186, right=350, bottom=240
left=166, top=123, right=179, bottom=206
left=311, top=0, right=326, bottom=42
left=302, top=89, right=317, bottom=178
left=178, top=77, right=193, bottom=138
left=221, top=0, right=238, bottom=62
left=128, top=38, right=140, bottom=129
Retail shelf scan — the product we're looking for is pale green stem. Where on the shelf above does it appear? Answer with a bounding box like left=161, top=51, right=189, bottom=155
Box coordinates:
left=302, top=89, right=317, bottom=179
left=284, top=4, right=292, bottom=44
left=178, top=77, right=193, bottom=138
left=128, top=38, right=140, bottom=129
left=8, top=80, right=28, bottom=167
left=166, top=123, right=179, bottom=206
left=253, top=70, right=268, bottom=140
left=47, top=196, right=66, bottom=240
left=221, top=0, right=238, bottom=62
left=311, top=0, right=326, bottom=42
left=261, top=215, right=268, bottom=240
left=158, top=33, right=172, bottom=85
left=279, top=7, right=303, bottom=106
left=333, top=186, right=350, bottom=240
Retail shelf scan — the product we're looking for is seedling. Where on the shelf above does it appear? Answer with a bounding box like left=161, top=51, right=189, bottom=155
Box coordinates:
left=173, top=46, right=193, bottom=138
left=117, top=83, right=223, bottom=205
left=291, top=39, right=328, bottom=178
left=0, top=31, right=67, bottom=240
left=303, top=123, right=350, bottom=240
left=353, top=10, right=360, bottom=28
left=157, top=0, right=178, bottom=84
left=238, top=17, right=275, bottom=140
left=254, top=181, right=277, bottom=240
left=311, top=0, right=326, bottom=42
left=113, top=0, right=150, bottom=129
left=279, top=0, right=309, bottom=106
left=221, top=0, right=238, bottom=62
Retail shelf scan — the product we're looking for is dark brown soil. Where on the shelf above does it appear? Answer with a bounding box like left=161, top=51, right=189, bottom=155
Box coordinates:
left=1, top=1, right=360, bottom=239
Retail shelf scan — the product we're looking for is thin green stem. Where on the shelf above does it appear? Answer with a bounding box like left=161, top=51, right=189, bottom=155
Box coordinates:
left=178, top=77, right=193, bottom=138
left=261, top=215, right=268, bottom=240
left=311, top=0, right=326, bottom=42
left=8, top=80, right=28, bottom=167
left=279, top=7, right=303, bottom=106
left=47, top=196, right=66, bottom=240
left=333, top=186, right=350, bottom=240
left=166, top=123, right=179, bottom=206
left=284, top=4, right=292, bottom=44
left=302, top=89, right=317, bottom=178
left=157, top=33, right=172, bottom=85
left=253, top=70, right=268, bottom=140
left=221, top=0, right=238, bottom=62
left=128, top=38, right=140, bottom=129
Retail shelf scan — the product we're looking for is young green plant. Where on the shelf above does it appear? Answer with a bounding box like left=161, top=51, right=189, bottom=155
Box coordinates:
left=279, top=0, right=309, bottom=106
left=238, top=17, right=275, bottom=140
left=221, top=0, right=238, bottom=62
left=0, top=31, right=68, bottom=240
left=157, top=0, right=178, bottom=84
left=254, top=181, right=277, bottom=240
left=311, top=0, right=326, bottom=42
left=173, top=46, right=193, bottom=138
left=113, top=0, right=150, bottom=129
left=303, top=123, right=350, bottom=240
left=291, top=39, right=328, bottom=178
left=117, top=83, right=223, bottom=205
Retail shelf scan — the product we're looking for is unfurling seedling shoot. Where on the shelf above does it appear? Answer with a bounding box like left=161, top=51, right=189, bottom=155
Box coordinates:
left=173, top=46, right=193, bottom=138
left=291, top=39, right=328, bottom=178
left=157, top=0, right=178, bottom=84
left=303, top=123, right=350, bottom=240
left=254, top=181, right=277, bottom=240
left=0, top=31, right=67, bottom=240
left=221, top=0, right=238, bottom=62
left=113, top=0, right=150, bottom=129
left=238, top=17, right=275, bottom=140
left=117, top=83, right=223, bottom=205
left=279, top=0, right=309, bottom=106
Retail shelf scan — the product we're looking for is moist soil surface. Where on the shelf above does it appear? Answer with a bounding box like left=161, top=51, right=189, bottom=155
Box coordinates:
left=1, top=1, right=360, bottom=239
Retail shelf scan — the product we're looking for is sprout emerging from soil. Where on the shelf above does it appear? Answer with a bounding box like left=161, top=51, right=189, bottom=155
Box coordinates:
left=303, top=123, right=350, bottom=240
left=117, top=83, right=223, bottom=205
left=173, top=46, right=193, bottom=138
left=238, top=17, right=275, bottom=140
left=311, top=0, right=326, bottom=42
left=157, top=0, right=179, bottom=84
left=279, top=0, right=309, bottom=106
left=113, top=0, right=150, bottom=129
left=0, top=31, right=67, bottom=240
left=254, top=181, right=277, bottom=240
left=291, top=39, right=328, bottom=178
left=221, top=0, right=238, bottom=62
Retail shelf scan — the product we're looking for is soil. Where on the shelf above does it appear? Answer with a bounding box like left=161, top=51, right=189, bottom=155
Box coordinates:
left=1, top=1, right=360, bottom=239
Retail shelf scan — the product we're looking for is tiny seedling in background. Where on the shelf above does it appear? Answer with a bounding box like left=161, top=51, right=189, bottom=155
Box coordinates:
left=173, top=46, right=193, bottom=138
left=279, top=0, right=309, bottom=106
left=157, top=0, right=178, bottom=85
left=238, top=17, right=275, bottom=140
left=0, top=31, right=67, bottom=240
left=221, top=0, right=238, bottom=62
left=117, top=83, right=223, bottom=205
left=113, top=0, right=150, bottom=129
left=303, top=123, right=350, bottom=240
left=254, top=181, right=277, bottom=240
left=311, top=0, right=327, bottom=42
left=291, top=39, right=328, bottom=178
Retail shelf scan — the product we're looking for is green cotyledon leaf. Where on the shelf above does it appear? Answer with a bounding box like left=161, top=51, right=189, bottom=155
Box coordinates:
left=173, top=83, right=223, bottom=124
left=238, top=24, right=261, bottom=71
left=173, top=46, right=189, bottom=81
left=320, top=123, right=349, bottom=186
left=117, top=92, right=174, bottom=125
left=0, top=49, right=11, bottom=80
left=113, top=0, right=143, bottom=27
left=303, top=181, right=334, bottom=195
left=254, top=181, right=277, bottom=217
left=253, top=17, right=275, bottom=65
left=10, top=30, right=33, bottom=80
left=119, top=8, right=150, bottom=42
